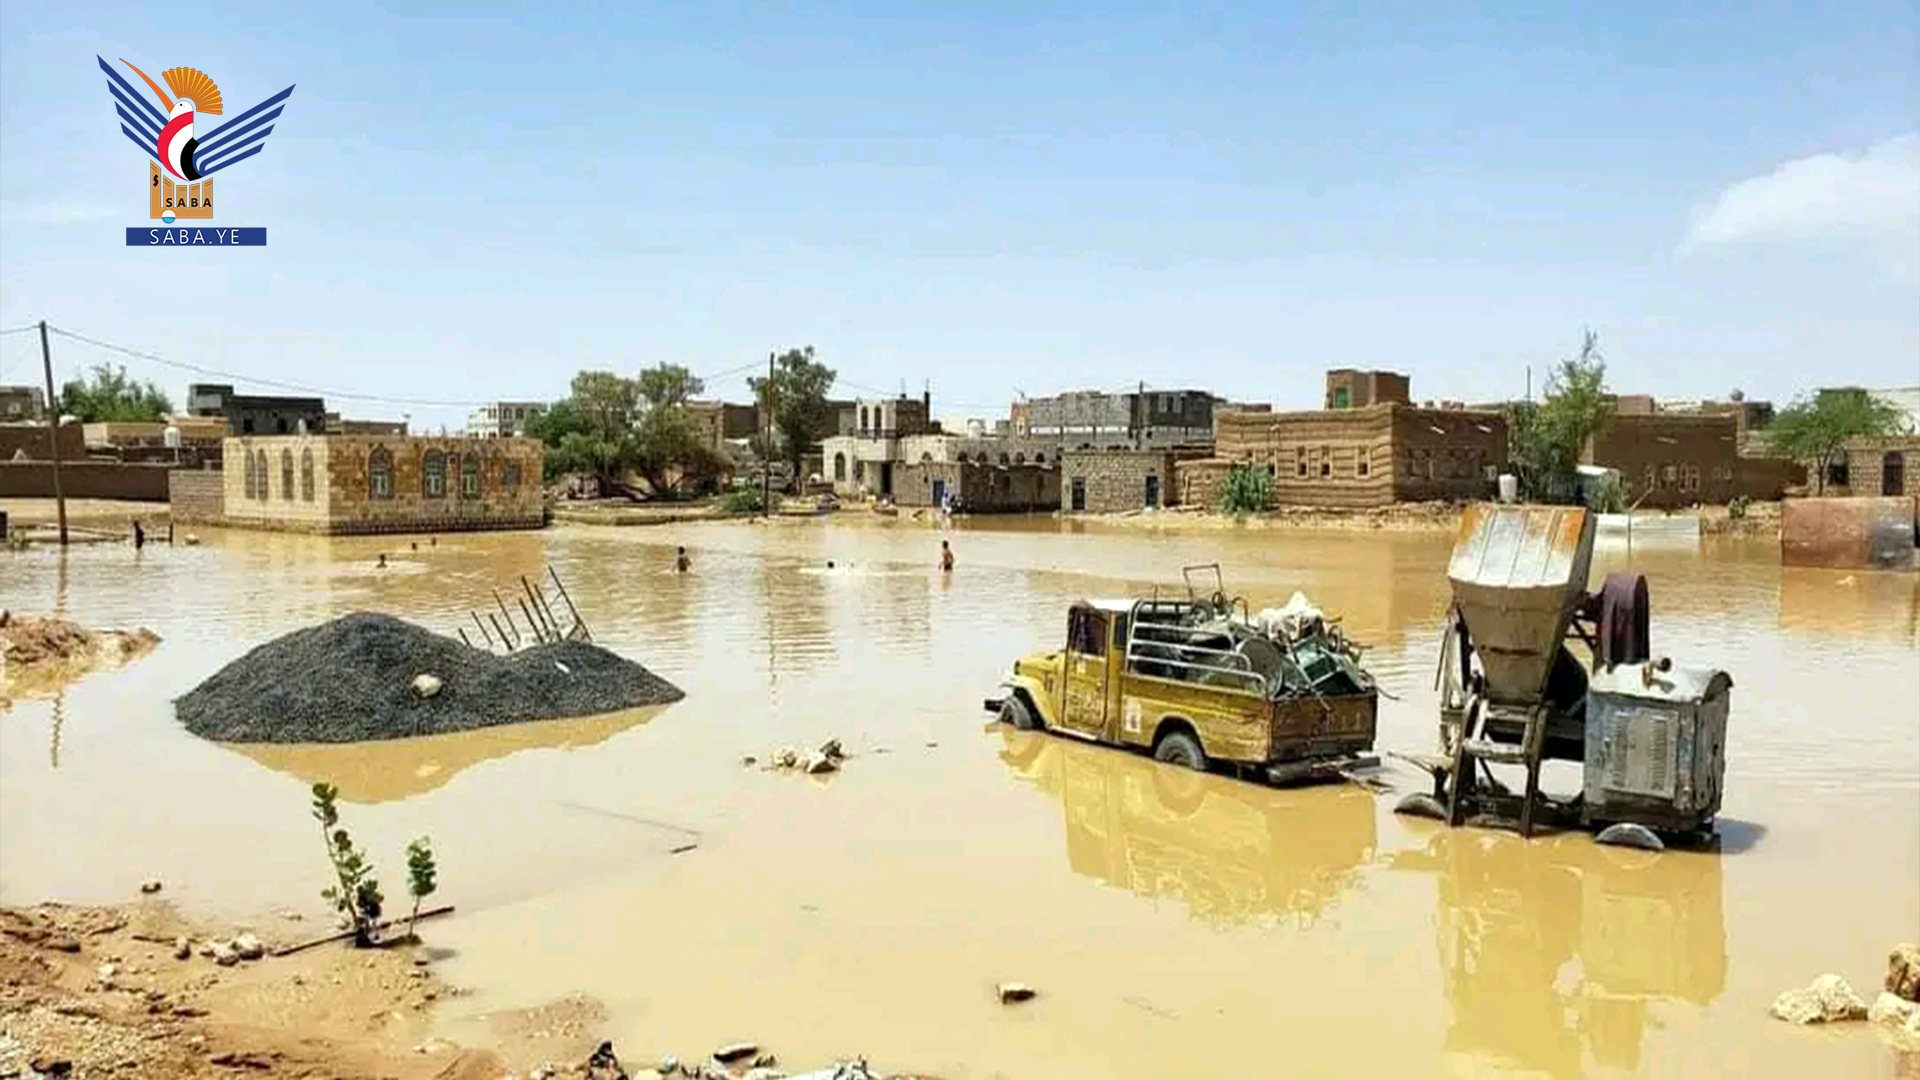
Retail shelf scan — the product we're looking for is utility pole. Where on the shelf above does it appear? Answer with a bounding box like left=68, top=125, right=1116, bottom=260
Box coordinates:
left=38, top=320, right=68, bottom=547
left=762, top=351, right=774, bottom=519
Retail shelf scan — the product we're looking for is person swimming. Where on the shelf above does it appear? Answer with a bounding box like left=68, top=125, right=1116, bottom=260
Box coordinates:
left=827, top=560, right=836, bottom=570
left=676, top=546, right=691, bottom=573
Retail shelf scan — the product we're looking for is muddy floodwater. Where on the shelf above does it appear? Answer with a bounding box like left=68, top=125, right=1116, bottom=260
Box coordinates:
left=3, top=517, right=1916, bottom=1078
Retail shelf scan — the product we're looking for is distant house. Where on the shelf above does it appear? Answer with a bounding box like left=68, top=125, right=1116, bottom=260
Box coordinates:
left=1213, top=404, right=1506, bottom=509
left=188, top=383, right=326, bottom=436
left=465, top=401, right=545, bottom=438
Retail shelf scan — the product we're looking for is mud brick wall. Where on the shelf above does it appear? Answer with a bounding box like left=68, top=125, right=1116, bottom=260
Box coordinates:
left=1061, top=450, right=1176, bottom=513
left=0, top=461, right=173, bottom=500
left=167, top=468, right=225, bottom=523
left=1213, top=405, right=1503, bottom=509
left=0, top=421, right=84, bottom=462
left=1174, top=458, right=1232, bottom=509
left=1781, top=496, right=1917, bottom=571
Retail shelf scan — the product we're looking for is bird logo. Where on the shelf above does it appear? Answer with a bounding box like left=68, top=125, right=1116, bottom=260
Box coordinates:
left=99, top=56, right=294, bottom=222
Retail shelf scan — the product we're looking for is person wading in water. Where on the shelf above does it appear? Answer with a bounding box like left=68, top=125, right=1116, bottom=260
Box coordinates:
left=676, top=546, right=691, bottom=573
left=939, top=540, right=954, bottom=573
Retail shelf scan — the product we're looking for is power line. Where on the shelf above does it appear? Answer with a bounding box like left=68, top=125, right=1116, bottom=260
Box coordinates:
left=44, top=325, right=498, bottom=409
left=0, top=325, right=39, bottom=336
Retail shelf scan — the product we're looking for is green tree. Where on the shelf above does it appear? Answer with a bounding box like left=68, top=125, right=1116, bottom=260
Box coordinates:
left=1504, top=330, right=1613, bottom=502
left=1219, top=464, right=1275, bottom=516
left=59, top=364, right=172, bottom=422
left=524, top=371, right=641, bottom=491
left=747, top=346, right=837, bottom=487
left=1767, top=388, right=1907, bottom=494
left=632, top=362, right=727, bottom=498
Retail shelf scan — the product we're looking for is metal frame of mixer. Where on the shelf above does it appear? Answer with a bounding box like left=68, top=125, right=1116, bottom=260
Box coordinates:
left=1408, top=506, right=1659, bottom=839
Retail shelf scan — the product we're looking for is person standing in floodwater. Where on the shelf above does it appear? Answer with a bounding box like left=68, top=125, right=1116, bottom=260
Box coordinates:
left=376, top=553, right=387, bottom=569
left=676, top=546, right=691, bottom=573
left=939, top=540, right=954, bottom=572
left=132, top=521, right=145, bottom=550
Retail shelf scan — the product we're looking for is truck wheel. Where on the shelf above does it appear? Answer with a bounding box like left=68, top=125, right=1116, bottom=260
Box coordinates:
left=1000, top=695, right=1039, bottom=731
left=1153, top=730, right=1208, bottom=772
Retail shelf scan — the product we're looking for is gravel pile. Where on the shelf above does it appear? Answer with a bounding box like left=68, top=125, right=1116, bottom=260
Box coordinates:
left=176, top=611, right=684, bottom=744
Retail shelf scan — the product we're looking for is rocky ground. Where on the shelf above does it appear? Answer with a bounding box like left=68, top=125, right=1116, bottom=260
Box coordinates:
left=0, top=903, right=942, bottom=1080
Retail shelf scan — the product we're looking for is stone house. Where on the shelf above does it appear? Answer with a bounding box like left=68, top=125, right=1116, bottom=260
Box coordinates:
left=1806, top=436, right=1919, bottom=499
left=896, top=461, right=1060, bottom=512
left=1582, top=414, right=1803, bottom=509
left=1025, top=388, right=1216, bottom=451
left=1212, top=404, right=1507, bottom=508
left=0, top=420, right=82, bottom=462
left=0, top=385, right=44, bottom=422
left=188, top=383, right=327, bottom=435
left=1061, top=450, right=1178, bottom=513
left=218, top=434, right=545, bottom=533
left=1324, top=370, right=1410, bottom=410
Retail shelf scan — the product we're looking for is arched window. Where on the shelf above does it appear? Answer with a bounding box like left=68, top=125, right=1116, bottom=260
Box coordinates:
left=502, top=460, right=522, bottom=493
left=460, top=454, right=481, bottom=498
left=1014, top=453, right=1026, bottom=465
left=300, top=449, right=315, bottom=501
left=859, top=406, right=869, bottom=434
left=369, top=446, right=394, bottom=500
left=281, top=449, right=295, bottom=500
left=423, top=450, right=447, bottom=497
left=255, top=451, right=270, bottom=500
left=999, top=452, right=1010, bottom=465
left=243, top=450, right=257, bottom=500
left=833, top=453, right=847, bottom=481
left=920, top=452, right=933, bottom=463
left=1034, top=453, right=1046, bottom=465
left=955, top=452, right=969, bottom=464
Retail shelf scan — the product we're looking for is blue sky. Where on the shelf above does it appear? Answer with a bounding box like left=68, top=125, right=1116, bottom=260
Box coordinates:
left=2, top=2, right=1915, bottom=431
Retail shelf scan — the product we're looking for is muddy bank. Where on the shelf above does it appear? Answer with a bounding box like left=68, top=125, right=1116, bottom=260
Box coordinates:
left=1072, top=500, right=1787, bottom=538
left=0, top=613, right=159, bottom=699
left=0, top=901, right=493, bottom=1080
left=176, top=612, right=684, bottom=744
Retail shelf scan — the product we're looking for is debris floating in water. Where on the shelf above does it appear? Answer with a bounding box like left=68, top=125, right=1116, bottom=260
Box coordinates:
left=175, top=612, right=683, bottom=744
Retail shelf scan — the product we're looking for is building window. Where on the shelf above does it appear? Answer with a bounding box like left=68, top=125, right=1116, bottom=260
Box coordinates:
left=956, top=452, right=969, bottom=464
left=859, top=406, right=869, bottom=434
left=301, top=449, right=315, bottom=502
left=502, top=461, right=523, bottom=493
left=281, top=449, right=295, bottom=500
left=999, top=452, right=1010, bottom=465
left=1034, top=453, right=1045, bottom=465
left=1826, top=461, right=1850, bottom=488
left=833, top=453, right=847, bottom=481
left=1661, top=464, right=1678, bottom=487
left=255, top=451, right=270, bottom=499
left=1320, top=446, right=1331, bottom=478
left=461, top=454, right=481, bottom=498
left=1014, top=453, right=1026, bottom=465
left=854, top=460, right=865, bottom=481
left=424, top=450, right=447, bottom=497
left=369, top=447, right=394, bottom=500
left=242, top=450, right=257, bottom=500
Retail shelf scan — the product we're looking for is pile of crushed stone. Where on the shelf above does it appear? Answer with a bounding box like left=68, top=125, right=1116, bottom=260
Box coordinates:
left=175, top=611, right=684, bottom=744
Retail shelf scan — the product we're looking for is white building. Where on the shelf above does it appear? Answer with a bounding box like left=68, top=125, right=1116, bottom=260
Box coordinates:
left=466, top=401, right=546, bottom=438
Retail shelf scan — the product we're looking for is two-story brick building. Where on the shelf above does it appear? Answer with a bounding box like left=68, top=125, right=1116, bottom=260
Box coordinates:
left=1210, top=403, right=1507, bottom=509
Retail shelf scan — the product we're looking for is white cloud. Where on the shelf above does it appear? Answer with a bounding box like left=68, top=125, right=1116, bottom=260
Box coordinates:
left=1681, top=133, right=1920, bottom=280
left=0, top=200, right=120, bottom=226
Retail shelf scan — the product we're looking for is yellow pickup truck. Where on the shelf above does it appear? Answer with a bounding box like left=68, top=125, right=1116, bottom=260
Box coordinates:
left=986, top=587, right=1380, bottom=786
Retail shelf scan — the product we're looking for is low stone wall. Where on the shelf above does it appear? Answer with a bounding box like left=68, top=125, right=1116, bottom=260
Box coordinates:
left=1174, top=458, right=1232, bottom=509
left=1781, top=496, right=1916, bottom=572
left=0, top=461, right=173, bottom=501
left=167, top=469, right=225, bottom=524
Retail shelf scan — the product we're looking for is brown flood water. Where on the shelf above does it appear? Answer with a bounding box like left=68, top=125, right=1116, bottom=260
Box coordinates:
left=2, top=516, right=1916, bottom=1078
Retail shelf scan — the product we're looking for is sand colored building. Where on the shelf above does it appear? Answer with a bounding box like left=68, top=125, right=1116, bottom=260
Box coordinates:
left=215, top=434, right=545, bottom=534
left=1212, top=404, right=1506, bottom=509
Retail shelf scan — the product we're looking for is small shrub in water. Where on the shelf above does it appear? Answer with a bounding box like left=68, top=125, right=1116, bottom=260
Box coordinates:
left=405, top=836, right=438, bottom=943
left=311, top=783, right=383, bottom=946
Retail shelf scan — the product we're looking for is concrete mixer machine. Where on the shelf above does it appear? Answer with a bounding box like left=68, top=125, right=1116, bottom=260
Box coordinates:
left=1397, top=503, right=1733, bottom=849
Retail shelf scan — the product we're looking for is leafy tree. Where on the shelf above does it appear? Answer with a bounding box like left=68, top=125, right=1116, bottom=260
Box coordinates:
left=1219, top=464, right=1274, bottom=516
left=636, top=363, right=702, bottom=410
left=404, top=837, right=437, bottom=943
left=747, top=346, right=837, bottom=487
left=524, top=371, right=640, bottom=491
left=59, top=364, right=172, bottom=422
left=1504, top=330, right=1613, bottom=502
left=1767, top=388, right=1907, bottom=494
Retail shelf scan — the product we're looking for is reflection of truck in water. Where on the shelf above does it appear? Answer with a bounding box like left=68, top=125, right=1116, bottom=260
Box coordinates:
left=1389, top=831, right=1727, bottom=1078
left=998, top=727, right=1377, bottom=927
left=986, top=568, right=1379, bottom=786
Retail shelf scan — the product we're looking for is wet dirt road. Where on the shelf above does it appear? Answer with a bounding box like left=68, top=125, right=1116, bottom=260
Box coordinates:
left=2, top=516, right=1916, bottom=1077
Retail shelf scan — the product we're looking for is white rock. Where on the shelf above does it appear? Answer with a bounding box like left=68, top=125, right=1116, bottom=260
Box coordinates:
left=773, top=747, right=798, bottom=769
left=817, top=738, right=843, bottom=760
left=411, top=673, right=444, bottom=698
left=172, top=936, right=191, bottom=960
left=210, top=940, right=241, bottom=967
left=1870, top=991, right=1917, bottom=1028
left=233, top=933, right=265, bottom=961
left=197, top=941, right=216, bottom=958
left=96, top=962, right=117, bottom=981
left=1770, top=974, right=1868, bottom=1024
left=801, top=751, right=838, bottom=775
left=997, top=981, right=1037, bottom=1004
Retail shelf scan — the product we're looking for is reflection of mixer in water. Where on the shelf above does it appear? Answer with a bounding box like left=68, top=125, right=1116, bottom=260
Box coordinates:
left=1396, top=503, right=1735, bottom=848
left=1389, top=831, right=1727, bottom=1079
left=998, top=729, right=1377, bottom=927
